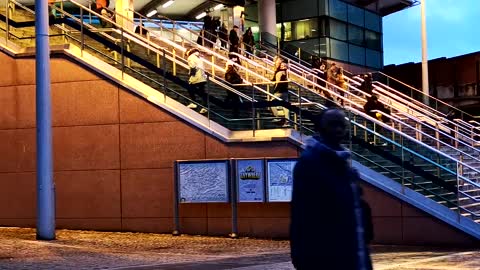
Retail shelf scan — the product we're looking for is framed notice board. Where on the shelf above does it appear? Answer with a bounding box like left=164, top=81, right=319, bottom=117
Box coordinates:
left=236, top=159, right=265, bottom=202
left=177, top=160, right=229, bottom=203
left=266, top=158, right=297, bottom=202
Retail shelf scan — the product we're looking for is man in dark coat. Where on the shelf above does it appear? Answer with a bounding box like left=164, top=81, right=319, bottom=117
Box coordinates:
left=290, top=108, right=373, bottom=270
left=229, top=25, right=240, bottom=53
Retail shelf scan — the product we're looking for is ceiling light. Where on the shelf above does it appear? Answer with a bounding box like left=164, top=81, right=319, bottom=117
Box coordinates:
left=146, top=10, right=158, bottom=17
left=213, top=4, right=224, bottom=10
left=162, top=0, right=174, bottom=8
left=196, top=12, right=207, bottom=20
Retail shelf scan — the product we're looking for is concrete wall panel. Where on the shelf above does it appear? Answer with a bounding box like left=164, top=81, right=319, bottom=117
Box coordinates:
left=120, top=122, right=206, bottom=169
left=55, top=170, right=121, bottom=218
left=121, top=169, right=173, bottom=218
left=0, top=53, right=16, bottom=86
left=0, top=172, right=36, bottom=218
left=53, top=125, right=120, bottom=170
left=51, top=81, right=119, bottom=126
left=119, top=90, right=177, bottom=124
left=0, top=86, right=17, bottom=129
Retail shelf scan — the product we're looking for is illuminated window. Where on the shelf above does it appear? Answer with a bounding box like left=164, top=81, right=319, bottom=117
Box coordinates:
left=292, top=18, right=319, bottom=40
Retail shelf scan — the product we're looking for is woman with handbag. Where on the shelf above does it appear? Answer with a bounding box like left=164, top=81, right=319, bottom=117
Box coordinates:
left=186, top=48, right=208, bottom=114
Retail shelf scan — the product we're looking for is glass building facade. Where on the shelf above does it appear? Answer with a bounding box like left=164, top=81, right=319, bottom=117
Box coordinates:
left=246, top=0, right=384, bottom=69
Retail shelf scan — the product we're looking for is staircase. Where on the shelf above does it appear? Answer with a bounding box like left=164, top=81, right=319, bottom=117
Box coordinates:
left=1, top=0, right=479, bottom=238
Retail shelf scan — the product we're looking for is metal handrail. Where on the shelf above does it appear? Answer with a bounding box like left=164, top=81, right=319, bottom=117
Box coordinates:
left=376, top=82, right=476, bottom=139
left=376, top=110, right=480, bottom=168
left=128, top=10, right=365, bottom=104
left=373, top=84, right=476, bottom=140
left=57, top=0, right=284, bottom=105
left=52, top=4, right=270, bottom=116
left=163, top=15, right=478, bottom=148
left=350, top=107, right=480, bottom=191
left=375, top=71, right=475, bottom=120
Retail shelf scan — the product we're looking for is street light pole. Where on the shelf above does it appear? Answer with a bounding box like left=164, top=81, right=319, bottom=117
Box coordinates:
left=35, top=0, right=55, bottom=240
left=421, top=0, right=429, bottom=103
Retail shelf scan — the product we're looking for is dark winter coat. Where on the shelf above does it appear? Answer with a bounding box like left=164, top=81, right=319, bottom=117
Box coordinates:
left=290, top=136, right=373, bottom=270
left=274, top=69, right=288, bottom=94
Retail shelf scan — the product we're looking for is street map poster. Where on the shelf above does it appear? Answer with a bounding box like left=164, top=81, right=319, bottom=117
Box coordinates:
left=178, top=160, right=229, bottom=203
left=267, top=159, right=297, bottom=202
left=236, top=159, right=265, bottom=202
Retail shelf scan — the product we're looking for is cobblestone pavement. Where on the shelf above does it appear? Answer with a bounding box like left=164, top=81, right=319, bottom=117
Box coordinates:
left=0, top=228, right=479, bottom=270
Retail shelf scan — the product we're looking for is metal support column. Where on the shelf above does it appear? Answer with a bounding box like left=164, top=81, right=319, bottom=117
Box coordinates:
left=421, top=0, right=429, bottom=104
left=35, top=0, right=55, bottom=240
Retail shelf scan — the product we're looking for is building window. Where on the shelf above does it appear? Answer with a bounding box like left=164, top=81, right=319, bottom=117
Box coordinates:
left=348, top=4, right=364, bottom=27
left=349, top=44, right=365, bottom=65
left=365, top=30, right=381, bottom=51
left=366, top=49, right=382, bottom=69
left=292, top=18, right=319, bottom=40
left=328, top=0, right=347, bottom=21
left=365, top=11, right=380, bottom=32
left=277, top=22, right=292, bottom=41
left=330, top=38, right=348, bottom=62
left=348, top=24, right=364, bottom=46
left=329, top=19, right=347, bottom=41
left=319, top=0, right=328, bottom=16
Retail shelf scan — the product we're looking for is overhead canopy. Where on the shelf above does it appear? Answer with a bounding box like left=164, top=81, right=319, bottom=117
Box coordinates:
left=137, top=0, right=245, bottom=20
left=20, top=0, right=415, bottom=20
left=341, top=0, right=419, bottom=16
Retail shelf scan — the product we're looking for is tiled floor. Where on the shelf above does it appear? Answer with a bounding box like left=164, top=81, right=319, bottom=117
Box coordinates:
left=0, top=228, right=478, bottom=270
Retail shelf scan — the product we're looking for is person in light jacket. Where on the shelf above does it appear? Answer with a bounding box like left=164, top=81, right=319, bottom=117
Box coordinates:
left=271, top=61, right=290, bottom=128
left=186, top=48, right=208, bottom=114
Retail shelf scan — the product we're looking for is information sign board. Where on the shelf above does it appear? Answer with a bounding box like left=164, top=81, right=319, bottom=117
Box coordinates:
left=236, top=159, right=265, bottom=202
left=266, top=159, right=297, bottom=202
left=178, top=160, right=229, bottom=203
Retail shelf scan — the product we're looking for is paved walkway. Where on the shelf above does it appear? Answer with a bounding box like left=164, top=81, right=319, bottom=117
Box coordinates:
left=0, top=228, right=479, bottom=269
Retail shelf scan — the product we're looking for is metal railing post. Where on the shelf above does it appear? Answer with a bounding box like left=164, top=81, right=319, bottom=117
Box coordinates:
left=80, top=8, right=84, bottom=56
left=456, top=161, right=461, bottom=222
left=61, top=0, right=66, bottom=43
left=5, top=0, right=9, bottom=43
left=172, top=49, right=176, bottom=76
left=126, top=43, right=131, bottom=68
left=172, top=21, right=176, bottom=42
left=401, top=135, right=405, bottom=194
left=298, top=86, right=302, bottom=133
left=121, top=28, right=125, bottom=79
left=455, top=125, right=459, bottom=148
left=207, top=76, right=211, bottom=125
left=211, top=55, right=215, bottom=75
left=363, top=119, right=367, bottom=142
left=162, top=49, right=167, bottom=102
left=252, top=84, right=256, bottom=137
left=88, top=1, right=92, bottom=24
